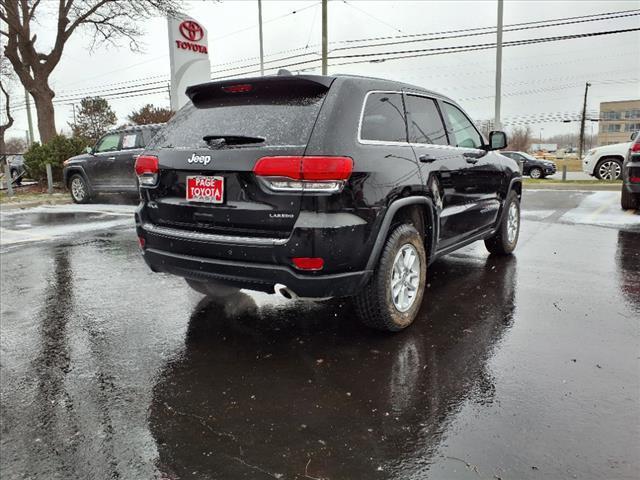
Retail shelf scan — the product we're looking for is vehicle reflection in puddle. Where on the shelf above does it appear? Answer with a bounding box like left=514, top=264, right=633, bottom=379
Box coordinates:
left=149, top=255, right=517, bottom=479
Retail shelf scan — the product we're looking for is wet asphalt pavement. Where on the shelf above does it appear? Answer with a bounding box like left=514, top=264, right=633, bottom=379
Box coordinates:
left=1, top=190, right=639, bottom=480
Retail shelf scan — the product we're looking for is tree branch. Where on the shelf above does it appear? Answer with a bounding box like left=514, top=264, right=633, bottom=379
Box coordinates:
left=64, top=0, right=111, bottom=38
left=0, top=80, right=15, bottom=131
left=27, top=0, right=42, bottom=21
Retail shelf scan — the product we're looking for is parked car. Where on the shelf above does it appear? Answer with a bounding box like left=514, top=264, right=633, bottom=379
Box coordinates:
left=135, top=74, right=521, bottom=331
left=62, top=123, right=164, bottom=203
left=582, top=141, right=630, bottom=180
left=501, top=151, right=556, bottom=178
left=621, top=132, right=640, bottom=210
left=2, top=154, right=26, bottom=185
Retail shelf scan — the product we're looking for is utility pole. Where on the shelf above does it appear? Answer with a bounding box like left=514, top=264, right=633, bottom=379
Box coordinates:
left=578, top=81, right=591, bottom=160
left=321, top=0, right=328, bottom=75
left=258, top=0, right=265, bottom=76
left=493, top=0, right=504, bottom=130
left=24, top=88, right=34, bottom=146
left=69, top=103, right=77, bottom=129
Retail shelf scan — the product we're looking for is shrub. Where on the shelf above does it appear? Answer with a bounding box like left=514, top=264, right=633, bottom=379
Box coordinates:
left=23, top=135, right=87, bottom=182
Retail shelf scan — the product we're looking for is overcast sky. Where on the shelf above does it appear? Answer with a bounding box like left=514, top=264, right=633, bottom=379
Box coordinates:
left=4, top=0, right=640, bottom=143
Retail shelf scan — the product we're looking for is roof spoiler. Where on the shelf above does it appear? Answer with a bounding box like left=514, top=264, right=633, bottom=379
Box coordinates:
left=186, top=75, right=334, bottom=106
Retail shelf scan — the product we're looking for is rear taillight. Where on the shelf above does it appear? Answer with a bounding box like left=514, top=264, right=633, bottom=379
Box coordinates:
left=253, top=156, right=353, bottom=192
left=630, top=177, right=640, bottom=183
left=135, top=155, right=159, bottom=187
left=292, top=257, right=324, bottom=271
left=631, top=143, right=640, bottom=153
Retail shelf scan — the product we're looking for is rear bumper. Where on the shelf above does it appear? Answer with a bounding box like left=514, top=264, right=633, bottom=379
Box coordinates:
left=141, top=247, right=371, bottom=298
left=135, top=202, right=376, bottom=298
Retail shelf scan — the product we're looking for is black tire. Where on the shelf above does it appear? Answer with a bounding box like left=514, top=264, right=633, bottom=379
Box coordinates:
left=621, top=187, right=639, bottom=210
left=485, top=190, right=520, bottom=255
left=354, top=223, right=427, bottom=332
left=186, top=279, right=240, bottom=298
left=529, top=167, right=542, bottom=179
left=594, top=158, right=623, bottom=180
left=69, top=173, right=91, bottom=203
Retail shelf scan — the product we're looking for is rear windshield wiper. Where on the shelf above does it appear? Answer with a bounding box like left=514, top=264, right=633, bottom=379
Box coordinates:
left=202, top=135, right=266, bottom=147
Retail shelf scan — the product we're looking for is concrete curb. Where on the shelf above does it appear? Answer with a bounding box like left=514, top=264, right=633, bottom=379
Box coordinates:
left=523, top=183, right=621, bottom=191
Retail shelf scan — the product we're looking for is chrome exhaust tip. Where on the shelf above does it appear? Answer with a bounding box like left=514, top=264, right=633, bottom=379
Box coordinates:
left=274, top=283, right=298, bottom=300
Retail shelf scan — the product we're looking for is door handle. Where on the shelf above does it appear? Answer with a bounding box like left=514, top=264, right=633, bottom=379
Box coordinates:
left=419, top=154, right=436, bottom=163
left=108, top=156, right=116, bottom=160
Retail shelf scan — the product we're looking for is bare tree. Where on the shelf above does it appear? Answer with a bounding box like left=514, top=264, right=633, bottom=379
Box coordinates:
left=5, top=136, right=26, bottom=153
left=0, top=55, right=14, bottom=154
left=506, top=126, right=532, bottom=152
left=0, top=0, right=180, bottom=143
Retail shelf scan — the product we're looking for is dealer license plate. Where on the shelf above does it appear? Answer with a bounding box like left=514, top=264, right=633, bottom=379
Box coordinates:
left=186, top=176, right=224, bottom=204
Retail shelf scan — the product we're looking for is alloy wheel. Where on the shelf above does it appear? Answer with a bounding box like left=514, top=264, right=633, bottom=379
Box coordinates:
left=597, top=161, right=621, bottom=180
left=507, top=201, right=519, bottom=244
left=390, top=244, right=421, bottom=312
left=71, top=177, right=86, bottom=202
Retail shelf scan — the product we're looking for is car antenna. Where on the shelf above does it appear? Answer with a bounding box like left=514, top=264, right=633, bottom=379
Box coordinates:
left=277, top=69, right=292, bottom=76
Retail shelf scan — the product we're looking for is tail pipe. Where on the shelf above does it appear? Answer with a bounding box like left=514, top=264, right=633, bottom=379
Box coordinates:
left=274, top=283, right=299, bottom=300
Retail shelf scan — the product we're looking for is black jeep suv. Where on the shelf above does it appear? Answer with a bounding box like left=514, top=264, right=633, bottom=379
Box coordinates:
left=63, top=123, right=163, bottom=203
left=135, top=74, right=521, bottom=331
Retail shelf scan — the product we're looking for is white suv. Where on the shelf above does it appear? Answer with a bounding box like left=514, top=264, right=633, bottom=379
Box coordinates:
left=583, top=141, right=631, bottom=180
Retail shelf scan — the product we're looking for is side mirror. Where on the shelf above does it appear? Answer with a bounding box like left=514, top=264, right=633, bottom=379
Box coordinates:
left=631, top=132, right=638, bottom=141
left=488, top=131, right=507, bottom=150
left=85, top=146, right=94, bottom=155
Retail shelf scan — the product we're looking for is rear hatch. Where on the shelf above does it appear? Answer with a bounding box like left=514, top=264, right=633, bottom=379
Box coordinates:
left=143, top=76, right=333, bottom=239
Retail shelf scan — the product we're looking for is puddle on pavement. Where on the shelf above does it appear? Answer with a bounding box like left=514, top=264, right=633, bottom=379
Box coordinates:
left=1, top=212, right=114, bottom=230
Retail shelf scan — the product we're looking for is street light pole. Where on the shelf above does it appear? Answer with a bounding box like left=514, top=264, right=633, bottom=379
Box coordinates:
left=493, top=0, right=504, bottom=130
left=321, top=0, right=328, bottom=75
left=578, top=81, right=591, bottom=159
left=258, top=0, right=265, bottom=76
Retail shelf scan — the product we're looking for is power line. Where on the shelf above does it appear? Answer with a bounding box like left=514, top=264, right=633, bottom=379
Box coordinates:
left=340, top=0, right=404, bottom=34
left=209, top=2, right=321, bottom=41
left=332, top=8, right=640, bottom=46
left=34, top=9, right=638, bottom=102
left=203, top=26, right=640, bottom=80
left=327, top=27, right=640, bottom=68
left=330, top=10, right=640, bottom=52
left=214, top=8, right=639, bottom=70
left=208, top=10, right=639, bottom=76
left=10, top=24, right=639, bottom=114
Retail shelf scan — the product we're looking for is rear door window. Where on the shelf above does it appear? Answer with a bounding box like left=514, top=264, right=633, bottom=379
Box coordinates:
left=405, top=95, right=448, bottom=145
left=148, top=91, right=327, bottom=149
left=95, top=133, right=121, bottom=153
left=360, top=92, right=407, bottom=143
left=121, top=132, right=144, bottom=150
left=442, top=102, right=484, bottom=149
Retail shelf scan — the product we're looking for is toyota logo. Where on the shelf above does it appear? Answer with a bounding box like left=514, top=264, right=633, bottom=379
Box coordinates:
left=179, top=20, right=204, bottom=42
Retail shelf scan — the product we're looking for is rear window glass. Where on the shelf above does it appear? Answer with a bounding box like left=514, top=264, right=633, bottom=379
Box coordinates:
left=360, top=92, right=407, bottom=143
left=148, top=93, right=326, bottom=149
left=405, top=95, right=448, bottom=145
